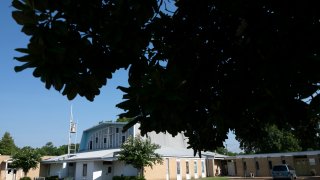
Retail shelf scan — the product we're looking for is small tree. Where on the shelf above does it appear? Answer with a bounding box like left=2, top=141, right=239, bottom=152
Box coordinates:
left=11, top=146, right=41, bottom=177
left=118, top=135, right=163, bottom=177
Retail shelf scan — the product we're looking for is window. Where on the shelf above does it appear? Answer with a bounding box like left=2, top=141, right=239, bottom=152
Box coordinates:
left=108, top=167, right=112, bottom=173
left=255, top=161, right=259, bottom=170
left=89, top=141, right=93, bottom=150
left=194, top=161, right=198, bottom=174
left=96, top=137, right=98, bottom=143
left=176, top=161, right=181, bottom=175
left=243, top=162, right=247, bottom=170
left=122, top=136, right=126, bottom=143
left=116, top=128, right=119, bottom=133
left=201, top=161, right=205, bottom=173
left=186, top=161, right=189, bottom=174
left=83, top=164, right=87, bottom=176
left=309, top=158, right=316, bottom=165
left=268, top=161, right=272, bottom=170
left=166, top=158, right=170, bottom=177
left=104, top=138, right=107, bottom=144
left=282, top=160, right=286, bottom=164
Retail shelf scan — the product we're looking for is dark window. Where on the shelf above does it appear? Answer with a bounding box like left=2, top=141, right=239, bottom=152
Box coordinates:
left=282, top=160, right=286, bottom=164
left=186, top=161, right=189, bottom=174
left=268, top=161, right=272, bottom=170
left=7, top=163, right=14, bottom=169
left=89, top=141, right=93, bottom=150
left=273, top=165, right=287, bottom=171
left=83, top=164, right=87, bottom=176
left=104, top=138, right=107, bottom=143
left=243, top=162, right=247, bottom=170
left=122, top=136, right=126, bottom=143
left=255, top=161, right=259, bottom=170
left=116, top=128, right=119, bottom=133
left=69, top=163, right=74, bottom=167
left=108, top=167, right=112, bottom=173
left=96, top=137, right=98, bottom=143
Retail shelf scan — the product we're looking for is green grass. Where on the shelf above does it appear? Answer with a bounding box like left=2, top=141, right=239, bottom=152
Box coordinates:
left=200, top=177, right=229, bottom=180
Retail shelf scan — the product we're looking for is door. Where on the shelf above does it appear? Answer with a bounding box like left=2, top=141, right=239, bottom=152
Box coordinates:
left=227, top=161, right=236, bottom=176
left=105, top=165, right=113, bottom=180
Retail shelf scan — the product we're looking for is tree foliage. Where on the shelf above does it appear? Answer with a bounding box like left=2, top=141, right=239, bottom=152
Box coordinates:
left=215, top=147, right=237, bottom=156
left=118, top=135, right=163, bottom=176
left=238, top=124, right=302, bottom=154
left=12, top=0, right=320, bottom=154
left=0, top=132, right=17, bottom=155
left=36, top=142, right=72, bottom=156
left=116, top=117, right=133, bottom=122
left=11, top=146, right=41, bottom=176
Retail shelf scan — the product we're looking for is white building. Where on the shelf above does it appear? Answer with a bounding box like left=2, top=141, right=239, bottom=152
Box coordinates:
left=41, top=121, right=226, bottom=180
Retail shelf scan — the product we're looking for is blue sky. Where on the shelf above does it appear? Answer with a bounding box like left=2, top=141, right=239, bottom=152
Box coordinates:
left=0, top=0, right=241, bottom=153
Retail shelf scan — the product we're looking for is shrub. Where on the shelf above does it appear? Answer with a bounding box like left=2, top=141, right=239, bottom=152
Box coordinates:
left=20, top=177, right=31, bottom=180
left=45, top=176, right=59, bottom=180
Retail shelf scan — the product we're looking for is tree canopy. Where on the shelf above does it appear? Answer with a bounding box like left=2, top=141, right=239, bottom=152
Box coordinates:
left=238, top=124, right=302, bottom=154
left=12, top=0, right=320, bottom=154
left=36, top=142, right=72, bottom=156
left=118, top=135, right=162, bottom=176
left=0, top=132, right=17, bottom=155
left=11, top=146, right=41, bottom=176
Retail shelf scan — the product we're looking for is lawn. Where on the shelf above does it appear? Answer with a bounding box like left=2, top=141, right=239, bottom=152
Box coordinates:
left=201, top=177, right=229, bottom=180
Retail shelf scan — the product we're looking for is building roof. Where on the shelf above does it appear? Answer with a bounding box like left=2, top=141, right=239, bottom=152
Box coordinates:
left=42, top=146, right=225, bottom=164
left=82, top=121, right=127, bottom=133
left=42, top=149, right=120, bottom=163
left=225, top=150, right=320, bottom=159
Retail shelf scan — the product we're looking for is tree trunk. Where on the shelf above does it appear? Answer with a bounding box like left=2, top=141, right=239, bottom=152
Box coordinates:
left=137, top=167, right=144, bottom=177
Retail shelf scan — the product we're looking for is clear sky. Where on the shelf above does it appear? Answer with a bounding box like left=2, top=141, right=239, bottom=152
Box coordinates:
left=0, top=0, right=242, bottom=153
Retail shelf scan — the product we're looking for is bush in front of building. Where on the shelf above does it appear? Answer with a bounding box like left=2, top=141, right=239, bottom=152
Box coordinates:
left=20, top=177, right=31, bottom=180
left=45, top=176, right=59, bottom=180
left=113, top=175, right=145, bottom=180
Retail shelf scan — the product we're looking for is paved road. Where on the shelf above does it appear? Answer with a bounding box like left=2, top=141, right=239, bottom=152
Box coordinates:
left=228, top=176, right=320, bottom=180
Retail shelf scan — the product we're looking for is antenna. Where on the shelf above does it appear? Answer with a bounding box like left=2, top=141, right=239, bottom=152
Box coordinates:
left=68, top=105, right=78, bottom=155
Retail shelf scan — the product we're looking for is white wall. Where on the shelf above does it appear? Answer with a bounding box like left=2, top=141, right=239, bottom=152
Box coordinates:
left=49, top=163, right=68, bottom=178
left=134, top=124, right=189, bottom=149
left=113, top=161, right=137, bottom=176
left=75, top=161, right=94, bottom=180
left=93, top=161, right=104, bottom=180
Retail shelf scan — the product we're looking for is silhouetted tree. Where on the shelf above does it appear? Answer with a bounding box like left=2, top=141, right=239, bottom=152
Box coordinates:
left=12, top=0, right=320, bottom=154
